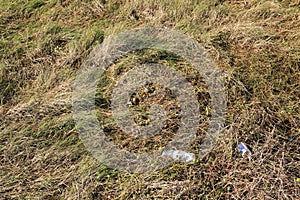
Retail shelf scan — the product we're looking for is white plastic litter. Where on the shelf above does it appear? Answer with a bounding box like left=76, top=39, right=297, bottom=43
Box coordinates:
left=162, top=150, right=195, bottom=163
left=238, top=142, right=252, bottom=158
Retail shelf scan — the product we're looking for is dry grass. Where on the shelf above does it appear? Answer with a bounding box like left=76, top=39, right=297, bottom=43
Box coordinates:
left=0, top=0, right=299, bottom=199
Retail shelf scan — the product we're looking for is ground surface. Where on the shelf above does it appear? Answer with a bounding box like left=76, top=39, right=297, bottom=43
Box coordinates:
left=0, top=0, right=299, bottom=199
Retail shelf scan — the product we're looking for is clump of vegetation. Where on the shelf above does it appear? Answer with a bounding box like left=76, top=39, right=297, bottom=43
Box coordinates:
left=0, top=0, right=299, bottom=199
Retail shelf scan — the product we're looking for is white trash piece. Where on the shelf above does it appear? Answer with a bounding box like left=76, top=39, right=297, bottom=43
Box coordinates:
left=238, top=142, right=252, bottom=158
left=162, top=150, right=195, bottom=163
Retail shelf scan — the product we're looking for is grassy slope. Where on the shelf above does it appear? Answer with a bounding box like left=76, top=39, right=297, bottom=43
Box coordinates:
left=0, top=0, right=299, bottom=199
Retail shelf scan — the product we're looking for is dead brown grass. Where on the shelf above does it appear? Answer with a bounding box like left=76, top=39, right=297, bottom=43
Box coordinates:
left=0, top=0, right=299, bottom=199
